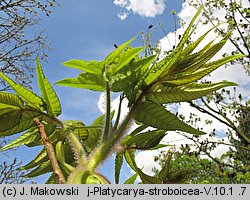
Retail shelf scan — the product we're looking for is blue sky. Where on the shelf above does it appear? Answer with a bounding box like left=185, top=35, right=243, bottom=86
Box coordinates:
left=38, top=0, right=182, bottom=124
left=1, top=0, right=182, bottom=183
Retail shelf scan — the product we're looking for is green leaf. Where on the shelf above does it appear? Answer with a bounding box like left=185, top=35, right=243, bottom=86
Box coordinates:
left=145, top=6, right=202, bottom=86
left=107, top=47, right=144, bottom=76
left=124, top=173, right=138, bottom=184
left=64, top=120, right=88, bottom=142
left=19, top=148, right=48, bottom=170
left=121, top=125, right=148, bottom=145
left=124, top=150, right=161, bottom=184
left=111, top=55, right=156, bottom=92
left=176, top=6, right=203, bottom=52
left=25, top=125, right=58, bottom=147
left=180, top=25, right=218, bottom=57
left=0, top=110, right=39, bottom=137
left=115, top=152, right=123, bottom=184
left=0, top=110, right=21, bottom=132
left=0, top=127, right=39, bottom=151
left=83, top=115, right=104, bottom=155
left=103, top=36, right=137, bottom=69
left=124, top=150, right=137, bottom=172
left=166, top=54, right=245, bottom=85
left=134, top=101, right=205, bottom=135
left=0, top=107, right=17, bottom=116
left=146, top=81, right=238, bottom=104
left=123, top=130, right=166, bottom=150
left=148, top=144, right=171, bottom=150
left=176, top=32, right=231, bottom=75
left=46, top=174, right=55, bottom=184
left=36, top=58, right=61, bottom=117
left=62, top=60, right=103, bottom=75
left=0, top=72, right=44, bottom=110
left=55, top=72, right=105, bottom=91
left=24, top=160, right=52, bottom=178
left=137, top=169, right=162, bottom=184
left=0, top=92, right=23, bottom=108
left=164, top=169, right=193, bottom=183
left=158, top=151, right=173, bottom=181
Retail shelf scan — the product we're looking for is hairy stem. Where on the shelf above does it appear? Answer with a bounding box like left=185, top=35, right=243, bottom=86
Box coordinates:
left=66, top=130, right=88, bottom=167
left=113, top=93, right=124, bottom=130
left=88, top=93, right=144, bottom=172
left=103, top=81, right=111, bottom=141
left=34, top=118, right=65, bottom=184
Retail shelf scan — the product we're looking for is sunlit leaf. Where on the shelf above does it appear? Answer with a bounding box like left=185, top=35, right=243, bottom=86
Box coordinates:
left=145, top=6, right=203, bottom=86
left=103, top=36, right=137, bottom=69
left=62, top=60, right=103, bottom=75
left=0, top=127, right=39, bottom=151
left=165, top=54, right=245, bottom=85
left=55, top=72, right=105, bottom=91
left=146, top=81, right=238, bottom=104
left=107, top=47, right=144, bottom=76
left=134, top=101, right=205, bottom=135
left=0, top=92, right=23, bottom=108
left=36, top=58, right=61, bottom=117
left=124, top=150, right=137, bottom=172
left=0, top=72, right=44, bottom=110
left=111, top=55, right=155, bottom=92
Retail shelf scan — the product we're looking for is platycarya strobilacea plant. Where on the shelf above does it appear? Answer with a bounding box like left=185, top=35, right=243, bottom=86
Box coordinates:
left=0, top=7, right=246, bottom=184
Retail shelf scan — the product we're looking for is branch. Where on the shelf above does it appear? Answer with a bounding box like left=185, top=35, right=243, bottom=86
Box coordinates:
left=230, top=0, right=250, bottom=56
left=34, top=118, right=65, bottom=184
left=201, top=98, right=250, bottom=144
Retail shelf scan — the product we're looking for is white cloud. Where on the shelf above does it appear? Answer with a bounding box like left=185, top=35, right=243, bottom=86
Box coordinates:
left=114, top=0, right=129, bottom=7
left=113, top=0, right=166, bottom=20
left=118, top=12, right=129, bottom=20
left=135, top=150, right=161, bottom=175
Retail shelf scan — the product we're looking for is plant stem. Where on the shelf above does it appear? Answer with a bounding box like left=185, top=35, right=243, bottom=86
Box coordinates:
left=34, top=118, right=65, bottom=184
left=113, top=93, right=124, bottom=130
left=103, top=81, right=111, bottom=141
left=88, top=93, right=144, bottom=172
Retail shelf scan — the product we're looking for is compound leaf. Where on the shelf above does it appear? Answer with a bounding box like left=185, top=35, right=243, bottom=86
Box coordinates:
left=36, top=58, right=61, bottom=117
left=55, top=72, right=105, bottom=91
left=146, top=81, right=238, bottom=104
left=134, top=101, right=205, bottom=135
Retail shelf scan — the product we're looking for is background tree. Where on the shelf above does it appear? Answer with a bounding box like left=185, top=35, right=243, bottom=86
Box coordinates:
left=0, top=0, right=58, bottom=90
left=0, top=140, right=36, bottom=183
left=0, top=0, right=58, bottom=184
